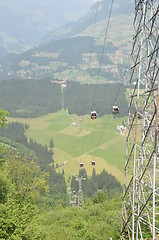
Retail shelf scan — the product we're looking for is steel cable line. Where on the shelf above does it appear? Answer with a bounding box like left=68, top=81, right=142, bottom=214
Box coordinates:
left=91, top=61, right=131, bottom=161
left=73, top=1, right=100, bottom=164
left=69, top=0, right=134, bottom=170
left=79, top=0, right=114, bottom=163
left=89, top=0, right=134, bottom=162
left=74, top=0, right=134, bottom=168
left=91, top=0, right=114, bottom=109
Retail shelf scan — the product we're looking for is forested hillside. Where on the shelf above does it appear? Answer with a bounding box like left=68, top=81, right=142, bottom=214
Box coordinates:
left=64, top=81, right=128, bottom=117
left=0, top=148, right=122, bottom=239
left=0, top=79, right=62, bottom=118
left=0, top=79, right=128, bottom=118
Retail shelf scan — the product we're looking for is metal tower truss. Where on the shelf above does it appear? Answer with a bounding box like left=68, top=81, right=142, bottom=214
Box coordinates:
left=77, top=177, right=84, bottom=209
left=121, top=0, right=159, bottom=239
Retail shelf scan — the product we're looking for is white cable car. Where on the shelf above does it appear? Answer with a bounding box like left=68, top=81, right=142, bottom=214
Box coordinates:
left=80, top=162, right=84, bottom=167
left=112, top=105, right=119, bottom=114
left=91, top=160, right=95, bottom=166
left=91, top=111, right=97, bottom=119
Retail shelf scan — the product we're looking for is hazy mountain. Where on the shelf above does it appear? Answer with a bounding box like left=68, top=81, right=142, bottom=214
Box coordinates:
left=0, top=0, right=95, bottom=56
left=0, top=0, right=134, bottom=82
left=0, top=41, right=7, bottom=57
left=43, top=0, right=134, bottom=42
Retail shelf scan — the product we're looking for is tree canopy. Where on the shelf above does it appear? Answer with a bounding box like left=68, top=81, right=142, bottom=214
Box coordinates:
left=0, top=108, right=8, bottom=128
left=0, top=80, right=128, bottom=118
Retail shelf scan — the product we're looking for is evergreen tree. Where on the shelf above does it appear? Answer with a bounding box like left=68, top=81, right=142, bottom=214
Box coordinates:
left=78, top=168, right=87, bottom=177
left=49, top=138, right=54, bottom=148
left=92, top=168, right=96, bottom=177
left=0, top=108, right=8, bottom=128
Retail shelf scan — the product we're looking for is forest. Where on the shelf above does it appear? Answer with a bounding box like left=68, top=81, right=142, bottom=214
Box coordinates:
left=0, top=79, right=128, bottom=118
left=0, top=79, right=62, bottom=118
left=0, top=109, right=122, bottom=239
left=64, top=81, right=128, bottom=117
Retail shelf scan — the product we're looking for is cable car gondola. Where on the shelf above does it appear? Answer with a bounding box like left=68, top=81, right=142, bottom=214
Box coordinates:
left=112, top=105, right=119, bottom=114
left=91, top=111, right=97, bottom=119
left=91, top=160, right=95, bottom=166
left=80, top=162, right=84, bottom=167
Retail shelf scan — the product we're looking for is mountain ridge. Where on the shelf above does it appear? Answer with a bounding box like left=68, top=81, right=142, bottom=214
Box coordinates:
left=43, top=0, right=134, bottom=42
left=0, top=0, right=97, bottom=56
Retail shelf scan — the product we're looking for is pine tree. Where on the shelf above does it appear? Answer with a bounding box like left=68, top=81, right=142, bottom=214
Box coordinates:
left=49, top=138, right=54, bottom=148
left=92, top=168, right=96, bottom=177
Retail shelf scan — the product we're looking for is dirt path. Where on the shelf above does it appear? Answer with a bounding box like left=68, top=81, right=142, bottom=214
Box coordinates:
left=80, top=134, right=121, bottom=156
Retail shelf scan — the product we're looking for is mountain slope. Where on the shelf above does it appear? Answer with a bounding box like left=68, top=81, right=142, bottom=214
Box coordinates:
left=0, top=0, right=134, bottom=83
left=0, top=0, right=96, bottom=56
left=0, top=31, right=32, bottom=58
left=43, top=0, right=134, bottom=42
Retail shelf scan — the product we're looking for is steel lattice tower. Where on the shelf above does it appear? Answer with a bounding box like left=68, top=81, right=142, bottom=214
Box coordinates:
left=75, top=174, right=86, bottom=208
left=121, top=0, right=159, bottom=239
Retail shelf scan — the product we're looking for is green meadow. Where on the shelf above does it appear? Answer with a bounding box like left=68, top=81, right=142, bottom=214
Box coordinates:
left=10, top=109, right=127, bottom=183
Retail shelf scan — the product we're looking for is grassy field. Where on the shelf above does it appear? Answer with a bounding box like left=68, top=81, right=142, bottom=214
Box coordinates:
left=9, top=109, right=127, bottom=183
